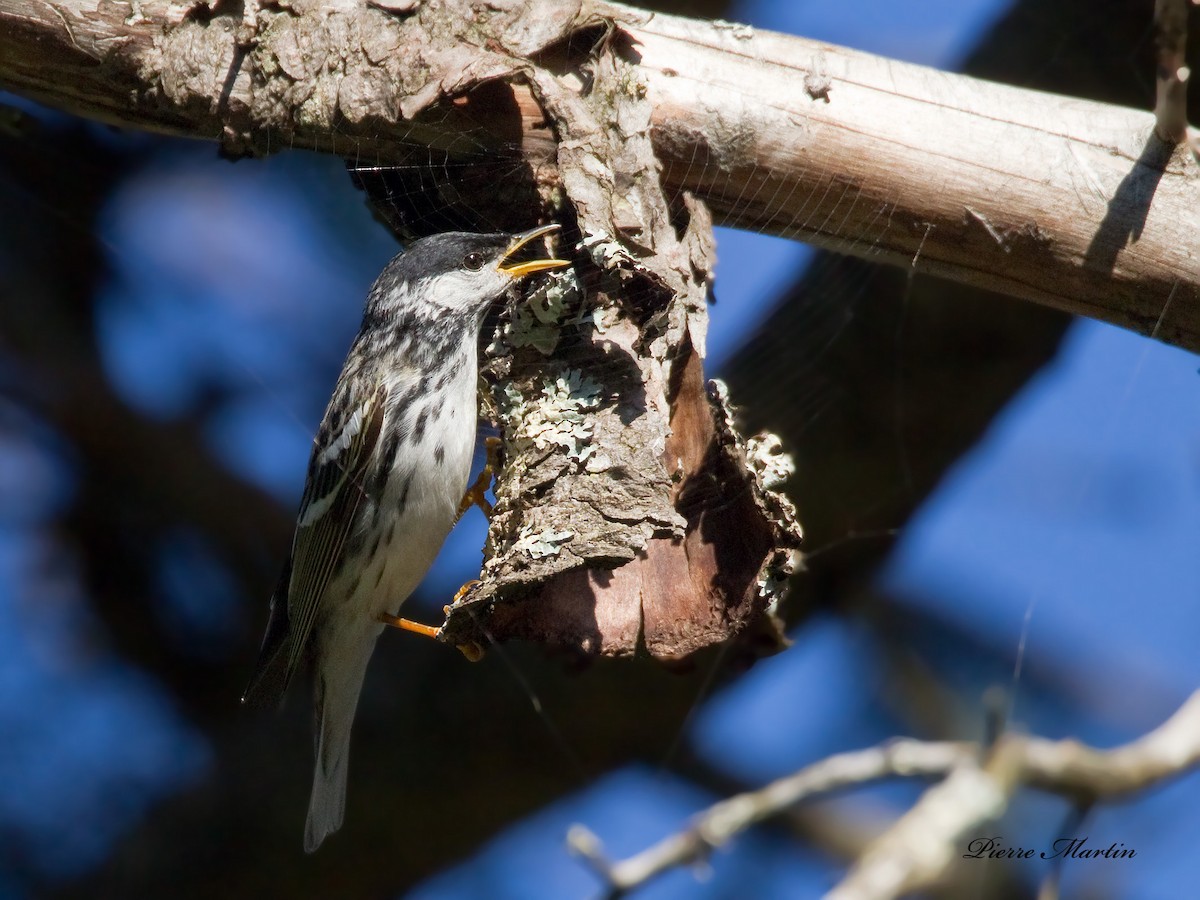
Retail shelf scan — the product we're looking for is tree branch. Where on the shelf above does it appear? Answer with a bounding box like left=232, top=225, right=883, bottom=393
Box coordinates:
left=0, top=0, right=1197, bottom=351
left=567, top=739, right=969, bottom=895
left=568, top=690, right=1200, bottom=898
left=636, top=9, right=1200, bottom=351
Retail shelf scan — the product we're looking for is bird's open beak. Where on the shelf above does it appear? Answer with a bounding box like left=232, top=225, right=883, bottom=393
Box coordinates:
left=497, top=224, right=571, bottom=278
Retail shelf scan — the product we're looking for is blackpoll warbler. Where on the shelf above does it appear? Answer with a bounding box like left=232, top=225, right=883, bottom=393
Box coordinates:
left=242, top=225, right=569, bottom=851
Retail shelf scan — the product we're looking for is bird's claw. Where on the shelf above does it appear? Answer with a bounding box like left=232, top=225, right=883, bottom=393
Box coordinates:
left=444, top=580, right=485, bottom=661
left=456, top=641, right=485, bottom=663
left=455, top=437, right=503, bottom=522
left=445, top=579, right=481, bottom=612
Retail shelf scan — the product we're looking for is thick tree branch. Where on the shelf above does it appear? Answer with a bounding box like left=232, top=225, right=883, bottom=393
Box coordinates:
left=569, top=690, right=1200, bottom=898
left=0, top=0, right=1197, bottom=351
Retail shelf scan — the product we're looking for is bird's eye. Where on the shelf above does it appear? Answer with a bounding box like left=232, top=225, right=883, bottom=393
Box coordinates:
left=463, top=252, right=485, bottom=271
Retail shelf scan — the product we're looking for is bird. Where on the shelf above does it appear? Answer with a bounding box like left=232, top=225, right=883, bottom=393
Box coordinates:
left=242, top=225, right=569, bottom=852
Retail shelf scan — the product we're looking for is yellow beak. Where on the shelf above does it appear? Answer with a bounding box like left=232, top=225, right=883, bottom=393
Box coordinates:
left=497, top=224, right=571, bottom=278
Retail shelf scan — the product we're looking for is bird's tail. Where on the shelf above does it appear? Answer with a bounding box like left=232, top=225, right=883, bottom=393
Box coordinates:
left=304, top=631, right=376, bottom=853
left=241, top=562, right=295, bottom=709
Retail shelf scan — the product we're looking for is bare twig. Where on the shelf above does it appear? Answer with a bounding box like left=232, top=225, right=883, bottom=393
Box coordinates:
left=571, top=690, right=1200, bottom=899
left=568, top=739, right=971, bottom=895
left=832, top=689, right=1200, bottom=899
left=1153, top=0, right=1191, bottom=144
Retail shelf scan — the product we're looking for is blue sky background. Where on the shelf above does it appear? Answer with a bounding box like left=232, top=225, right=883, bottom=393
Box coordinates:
left=3, top=0, right=1199, bottom=897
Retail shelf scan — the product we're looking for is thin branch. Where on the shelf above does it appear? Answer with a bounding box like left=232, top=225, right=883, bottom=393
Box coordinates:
left=828, top=689, right=1200, bottom=899
left=568, top=739, right=971, bottom=895
left=1153, top=0, right=1191, bottom=144
left=571, top=690, right=1200, bottom=899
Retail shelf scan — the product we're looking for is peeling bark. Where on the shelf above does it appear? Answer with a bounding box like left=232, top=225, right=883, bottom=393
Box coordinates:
left=436, top=36, right=800, bottom=662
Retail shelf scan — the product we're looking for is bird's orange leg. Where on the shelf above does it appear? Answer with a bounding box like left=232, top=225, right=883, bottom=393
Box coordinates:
left=378, top=614, right=439, bottom=639
left=378, top=580, right=484, bottom=661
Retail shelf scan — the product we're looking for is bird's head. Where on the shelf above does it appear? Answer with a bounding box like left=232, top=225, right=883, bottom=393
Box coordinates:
left=364, top=225, right=570, bottom=327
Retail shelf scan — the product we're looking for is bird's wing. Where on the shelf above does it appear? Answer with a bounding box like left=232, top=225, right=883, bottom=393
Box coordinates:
left=285, top=377, right=389, bottom=677
left=241, top=375, right=388, bottom=706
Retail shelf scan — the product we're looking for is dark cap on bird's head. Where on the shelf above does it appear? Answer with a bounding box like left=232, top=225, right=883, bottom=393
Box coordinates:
left=364, top=225, right=569, bottom=324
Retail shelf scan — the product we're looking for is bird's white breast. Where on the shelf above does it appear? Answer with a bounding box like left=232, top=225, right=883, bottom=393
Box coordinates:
left=338, top=352, right=479, bottom=619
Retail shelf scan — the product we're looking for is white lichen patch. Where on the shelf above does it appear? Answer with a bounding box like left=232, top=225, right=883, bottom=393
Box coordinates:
left=591, top=305, right=620, bottom=335
left=496, top=269, right=584, bottom=356
left=757, top=548, right=801, bottom=611
left=746, top=432, right=795, bottom=490
left=708, top=378, right=803, bottom=549
left=580, top=229, right=636, bottom=269
left=496, top=369, right=602, bottom=462
left=510, top=525, right=575, bottom=559
left=707, top=377, right=731, bottom=405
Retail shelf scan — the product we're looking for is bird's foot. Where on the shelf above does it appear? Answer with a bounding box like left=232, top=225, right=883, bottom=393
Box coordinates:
left=442, top=578, right=482, bottom=615
left=455, top=436, right=503, bottom=522
left=379, top=580, right=484, bottom=661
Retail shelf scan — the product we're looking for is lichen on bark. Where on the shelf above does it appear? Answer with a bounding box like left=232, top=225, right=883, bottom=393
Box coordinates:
left=431, top=25, right=803, bottom=664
